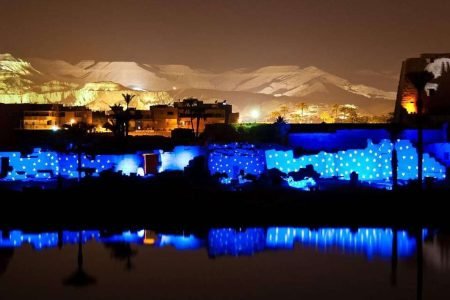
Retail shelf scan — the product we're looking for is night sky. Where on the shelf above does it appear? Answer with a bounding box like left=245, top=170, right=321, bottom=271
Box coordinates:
left=1, top=0, right=450, bottom=88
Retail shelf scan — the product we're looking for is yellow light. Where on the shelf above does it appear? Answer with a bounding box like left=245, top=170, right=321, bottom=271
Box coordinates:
left=143, top=238, right=155, bottom=245
left=402, top=96, right=417, bottom=114
left=70, top=118, right=76, bottom=125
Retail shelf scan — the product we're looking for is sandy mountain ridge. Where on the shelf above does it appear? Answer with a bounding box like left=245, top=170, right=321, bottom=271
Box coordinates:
left=0, top=53, right=396, bottom=118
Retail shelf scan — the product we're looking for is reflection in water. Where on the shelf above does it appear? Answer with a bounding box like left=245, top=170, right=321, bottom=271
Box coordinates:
left=423, top=232, right=450, bottom=270
left=208, top=228, right=266, bottom=257
left=1, top=227, right=449, bottom=299
left=63, top=231, right=97, bottom=287
left=0, top=248, right=14, bottom=277
left=104, top=243, right=138, bottom=271
left=158, top=234, right=204, bottom=250
left=0, top=227, right=425, bottom=259
left=266, top=228, right=417, bottom=258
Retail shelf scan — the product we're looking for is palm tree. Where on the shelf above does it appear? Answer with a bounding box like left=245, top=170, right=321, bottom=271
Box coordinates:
left=275, top=115, right=286, bottom=124
left=105, top=104, right=126, bottom=138
left=331, top=104, right=340, bottom=122
left=122, top=93, right=135, bottom=110
left=297, top=103, right=308, bottom=123
left=406, top=71, right=433, bottom=189
left=62, top=122, right=94, bottom=181
left=181, top=98, right=198, bottom=132
left=181, top=98, right=207, bottom=138
left=193, top=106, right=207, bottom=138
left=122, top=93, right=136, bottom=137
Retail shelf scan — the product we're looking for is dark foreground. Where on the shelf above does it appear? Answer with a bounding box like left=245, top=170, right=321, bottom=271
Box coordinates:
left=1, top=177, right=449, bottom=230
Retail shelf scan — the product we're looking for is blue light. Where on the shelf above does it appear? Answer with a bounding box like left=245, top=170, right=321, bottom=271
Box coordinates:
left=157, top=234, right=203, bottom=250
left=208, top=228, right=266, bottom=257
left=266, top=227, right=416, bottom=258
left=285, top=176, right=316, bottom=190
left=265, top=139, right=446, bottom=183
left=208, top=143, right=265, bottom=181
left=116, top=157, right=139, bottom=175
left=99, top=230, right=144, bottom=244
left=159, top=146, right=204, bottom=172
left=0, top=230, right=58, bottom=250
left=0, top=149, right=145, bottom=181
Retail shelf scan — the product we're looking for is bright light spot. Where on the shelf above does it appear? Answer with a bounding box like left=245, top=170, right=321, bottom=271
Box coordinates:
left=137, top=167, right=145, bottom=176
left=250, top=109, right=260, bottom=120
left=51, top=125, right=59, bottom=132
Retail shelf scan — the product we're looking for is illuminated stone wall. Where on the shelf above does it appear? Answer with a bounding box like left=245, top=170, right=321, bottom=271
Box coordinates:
left=425, top=143, right=450, bottom=167
left=0, top=148, right=145, bottom=180
left=0, top=146, right=206, bottom=181
left=208, top=143, right=265, bottom=179
left=266, top=139, right=446, bottom=181
left=159, top=146, right=204, bottom=172
left=288, top=128, right=445, bottom=152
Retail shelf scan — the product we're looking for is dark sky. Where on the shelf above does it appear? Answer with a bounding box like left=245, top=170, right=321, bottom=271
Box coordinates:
left=1, top=0, right=450, bottom=88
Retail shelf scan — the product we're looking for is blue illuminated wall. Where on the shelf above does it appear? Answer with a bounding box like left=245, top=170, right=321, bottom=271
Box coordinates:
left=288, top=128, right=446, bottom=152
left=159, top=146, right=204, bottom=172
left=426, top=143, right=450, bottom=167
left=266, top=139, right=446, bottom=181
left=208, top=228, right=266, bottom=257
left=266, top=228, right=416, bottom=258
left=208, top=143, right=265, bottom=180
left=0, top=148, right=145, bottom=181
left=0, top=146, right=206, bottom=181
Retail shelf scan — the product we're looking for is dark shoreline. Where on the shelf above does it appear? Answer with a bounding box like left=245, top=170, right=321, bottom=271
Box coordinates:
left=2, top=185, right=450, bottom=231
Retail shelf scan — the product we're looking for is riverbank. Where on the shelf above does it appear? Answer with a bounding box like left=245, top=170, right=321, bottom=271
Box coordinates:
left=1, top=179, right=449, bottom=230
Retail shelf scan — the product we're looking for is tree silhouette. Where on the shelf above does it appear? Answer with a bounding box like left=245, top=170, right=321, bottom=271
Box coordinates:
left=63, top=231, right=96, bottom=287
left=389, top=125, right=402, bottom=190
left=104, top=242, right=138, bottom=271
left=0, top=248, right=14, bottom=278
left=122, top=93, right=136, bottom=137
left=275, top=115, right=286, bottom=124
left=62, top=122, right=94, bottom=181
left=104, top=94, right=139, bottom=138
left=181, top=98, right=207, bottom=138
left=273, top=115, right=290, bottom=144
left=339, top=106, right=358, bottom=123
left=407, top=71, right=434, bottom=189
left=331, top=104, right=340, bottom=122
left=296, top=103, right=308, bottom=123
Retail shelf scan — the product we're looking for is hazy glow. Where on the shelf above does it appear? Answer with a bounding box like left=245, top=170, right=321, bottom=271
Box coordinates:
left=250, top=109, right=260, bottom=120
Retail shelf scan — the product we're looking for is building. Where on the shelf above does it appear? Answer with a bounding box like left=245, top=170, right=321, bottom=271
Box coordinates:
left=22, top=104, right=93, bottom=130
left=394, top=53, right=450, bottom=124
left=132, top=99, right=239, bottom=135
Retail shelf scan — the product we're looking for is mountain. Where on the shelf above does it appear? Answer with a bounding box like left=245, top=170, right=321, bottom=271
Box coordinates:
left=1, top=53, right=396, bottom=118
